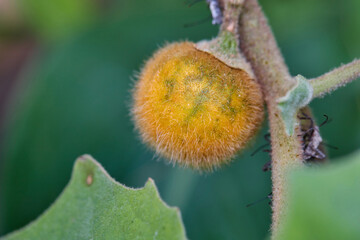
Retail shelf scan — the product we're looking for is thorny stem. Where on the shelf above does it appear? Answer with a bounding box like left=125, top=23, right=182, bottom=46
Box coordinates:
left=236, top=0, right=304, bottom=237
left=310, top=59, right=360, bottom=98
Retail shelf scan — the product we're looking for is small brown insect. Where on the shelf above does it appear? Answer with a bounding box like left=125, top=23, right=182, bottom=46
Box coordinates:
left=298, top=112, right=334, bottom=161
left=246, top=192, right=273, bottom=208
left=250, top=133, right=272, bottom=171
left=262, top=160, right=272, bottom=172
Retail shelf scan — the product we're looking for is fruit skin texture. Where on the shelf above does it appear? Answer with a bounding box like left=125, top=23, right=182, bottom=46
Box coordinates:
left=132, top=42, right=264, bottom=171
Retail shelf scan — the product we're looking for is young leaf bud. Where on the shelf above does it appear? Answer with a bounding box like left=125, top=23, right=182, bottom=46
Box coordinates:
left=132, top=42, right=264, bottom=171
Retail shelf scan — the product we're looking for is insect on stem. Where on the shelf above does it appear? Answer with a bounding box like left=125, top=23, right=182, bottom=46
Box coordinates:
left=246, top=192, right=273, bottom=208
left=298, top=112, right=337, bottom=162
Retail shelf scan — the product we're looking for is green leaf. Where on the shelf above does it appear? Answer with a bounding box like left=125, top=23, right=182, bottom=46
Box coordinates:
left=277, top=75, right=313, bottom=135
left=277, top=150, right=360, bottom=240
left=0, top=155, right=187, bottom=240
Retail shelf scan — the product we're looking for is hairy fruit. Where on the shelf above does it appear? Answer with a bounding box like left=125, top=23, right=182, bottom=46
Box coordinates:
left=132, top=42, right=264, bottom=170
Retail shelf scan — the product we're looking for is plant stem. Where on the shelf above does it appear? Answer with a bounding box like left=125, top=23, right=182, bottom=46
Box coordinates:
left=310, top=59, right=360, bottom=98
left=238, top=0, right=304, bottom=236
left=220, top=0, right=243, bottom=37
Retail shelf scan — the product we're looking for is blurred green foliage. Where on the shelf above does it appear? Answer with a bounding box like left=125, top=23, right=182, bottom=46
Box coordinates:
left=278, top=151, right=360, bottom=240
left=18, top=0, right=96, bottom=41
left=0, top=0, right=359, bottom=239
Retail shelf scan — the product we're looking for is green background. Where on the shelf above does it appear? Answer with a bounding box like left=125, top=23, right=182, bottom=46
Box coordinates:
left=0, top=0, right=359, bottom=239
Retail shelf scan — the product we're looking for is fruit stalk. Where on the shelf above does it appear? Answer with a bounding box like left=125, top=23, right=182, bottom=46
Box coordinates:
left=235, top=0, right=304, bottom=236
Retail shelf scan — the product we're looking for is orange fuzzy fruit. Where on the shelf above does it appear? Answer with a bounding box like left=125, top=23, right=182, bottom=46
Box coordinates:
left=132, top=42, right=264, bottom=170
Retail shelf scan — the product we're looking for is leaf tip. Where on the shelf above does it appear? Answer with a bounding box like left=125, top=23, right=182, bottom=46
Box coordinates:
left=144, top=178, right=158, bottom=193
left=145, top=177, right=155, bottom=187
left=77, top=154, right=95, bottom=162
